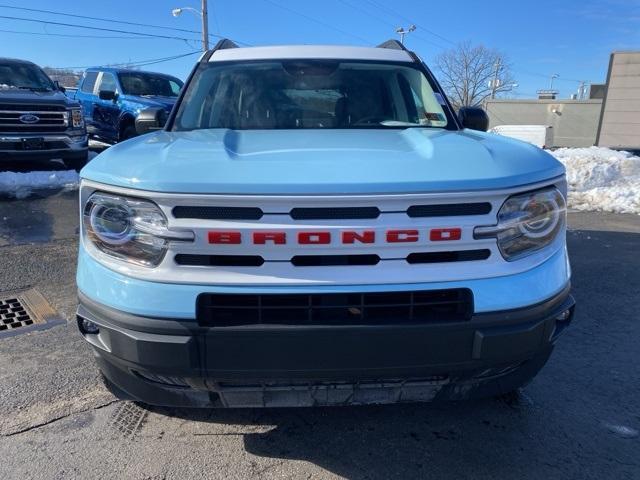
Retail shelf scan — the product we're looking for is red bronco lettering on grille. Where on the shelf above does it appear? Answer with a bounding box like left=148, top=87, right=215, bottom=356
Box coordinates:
left=430, top=228, right=462, bottom=241
left=208, top=231, right=241, bottom=244
left=208, top=229, right=462, bottom=244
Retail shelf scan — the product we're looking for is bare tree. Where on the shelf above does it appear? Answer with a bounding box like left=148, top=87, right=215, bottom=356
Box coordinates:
left=435, top=42, right=515, bottom=108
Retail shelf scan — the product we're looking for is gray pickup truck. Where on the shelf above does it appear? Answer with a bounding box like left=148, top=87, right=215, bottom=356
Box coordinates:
left=0, top=58, right=88, bottom=170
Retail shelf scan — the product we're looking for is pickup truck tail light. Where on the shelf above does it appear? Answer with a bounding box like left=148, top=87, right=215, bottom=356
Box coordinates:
left=82, top=192, right=193, bottom=267
left=474, top=187, right=566, bottom=261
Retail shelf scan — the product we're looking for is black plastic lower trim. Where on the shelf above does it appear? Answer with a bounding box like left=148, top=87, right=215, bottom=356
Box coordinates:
left=77, top=286, right=574, bottom=407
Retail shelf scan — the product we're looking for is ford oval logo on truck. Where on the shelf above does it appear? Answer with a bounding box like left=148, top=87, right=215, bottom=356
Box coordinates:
left=19, top=113, right=40, bottom=124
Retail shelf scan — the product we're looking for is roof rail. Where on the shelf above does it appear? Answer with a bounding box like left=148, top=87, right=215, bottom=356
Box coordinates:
left=376, top=39, right=408, bottom=51
left=202, top=38, right=240, bottom=62
left=212, top=39, right=240, bottom=51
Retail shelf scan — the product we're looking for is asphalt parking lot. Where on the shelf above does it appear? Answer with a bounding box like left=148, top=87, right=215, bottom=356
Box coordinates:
left=0, top=190, right=638, bottom=480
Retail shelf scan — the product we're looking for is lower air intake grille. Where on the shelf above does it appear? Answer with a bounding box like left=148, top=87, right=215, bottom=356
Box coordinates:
left=197, top=289, right=473, bottom=327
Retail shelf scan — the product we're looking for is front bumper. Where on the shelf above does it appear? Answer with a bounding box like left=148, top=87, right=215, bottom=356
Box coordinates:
left=0, top=133, right=88, bottom=161
left=77, top=286, right=575, bottom=408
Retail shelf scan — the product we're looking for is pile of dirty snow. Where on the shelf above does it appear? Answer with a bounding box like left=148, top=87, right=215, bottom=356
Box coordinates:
left=0, top=170, right=79, bottom=199
left=550, top=147, right=640, bottom=214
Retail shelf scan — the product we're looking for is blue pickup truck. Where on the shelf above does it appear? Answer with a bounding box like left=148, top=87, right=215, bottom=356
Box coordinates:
left=73, top=67, right=183, bottom=144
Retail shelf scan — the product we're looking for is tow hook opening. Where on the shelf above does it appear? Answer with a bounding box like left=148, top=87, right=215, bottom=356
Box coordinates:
left=552, top=306, right=575, bottom=339
left=77, top=315, right=100, bottom=335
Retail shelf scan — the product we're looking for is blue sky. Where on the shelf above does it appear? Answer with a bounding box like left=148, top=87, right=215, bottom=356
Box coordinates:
left=1, top=0, right=638, bottom=98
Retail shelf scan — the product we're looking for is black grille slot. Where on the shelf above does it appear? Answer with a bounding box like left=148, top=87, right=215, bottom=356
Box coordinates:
left=407, top=249, right=490, bottom=264
left=172, top=206, right=263, bottom=220
left=291, top=254, right=380, bottom=267
left=197, top=289, right=473, bottom=327
left=407, top=203, right=492, bottom=217
left=175, top=254, right=264, bottom=267
left=290, top=207, right=380, bottom=220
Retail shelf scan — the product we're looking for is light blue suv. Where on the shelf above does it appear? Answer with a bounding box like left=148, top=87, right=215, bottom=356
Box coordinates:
left=76, top=39, right=575, bottom=408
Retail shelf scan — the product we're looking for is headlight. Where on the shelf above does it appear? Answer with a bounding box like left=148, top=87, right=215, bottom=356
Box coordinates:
left=83, top=192, right=193, bottom=267
left=71, top=108, right=84, bottom=128
left=474, top=187, right=566, bottom=261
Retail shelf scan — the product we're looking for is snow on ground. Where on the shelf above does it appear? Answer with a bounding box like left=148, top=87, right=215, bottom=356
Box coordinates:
left=0, top=151, right=98, bottom=199
left=0, top=169, right=79, bottom=199
left=550, top=147, right=640, bottom=215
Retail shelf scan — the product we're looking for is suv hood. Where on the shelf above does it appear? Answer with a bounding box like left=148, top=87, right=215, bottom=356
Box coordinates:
left=82, top=128, right=565, bottom=194
left=0, top=88, right=79, bottom=107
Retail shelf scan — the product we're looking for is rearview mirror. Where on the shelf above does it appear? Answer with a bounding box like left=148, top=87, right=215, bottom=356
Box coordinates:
left=99, top=90, right=118, bottom=101
left=54, top=80, right=65, bottom=93
left=458, top=107, right=489, bottom=132
left=135, top=108, right=168, bottom=135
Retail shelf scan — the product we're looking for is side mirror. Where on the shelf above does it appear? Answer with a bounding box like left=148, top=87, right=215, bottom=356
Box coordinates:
left=458, top=107, right=489, bottom=132
left=99, top=90, right=118, bottom=101
left=54, top=80, right=65, bottom=93
left=135, top=108, right=168, bottom=135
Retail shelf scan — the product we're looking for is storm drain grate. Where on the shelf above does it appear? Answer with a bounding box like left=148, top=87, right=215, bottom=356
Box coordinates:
left=110, top=402, right=148, bottom=439
left=0, top=297, right=34, bottom=331
left=0, top=288, right=62, bottom=338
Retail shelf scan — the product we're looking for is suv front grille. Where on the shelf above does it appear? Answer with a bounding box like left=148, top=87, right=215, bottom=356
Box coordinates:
left=172, top=202, right=492, bottom=220
left=0, top=104, right=68, bottom=133
left=196, top=288, right=473, bottom=327
left=176, top=250, right=490, bottom=267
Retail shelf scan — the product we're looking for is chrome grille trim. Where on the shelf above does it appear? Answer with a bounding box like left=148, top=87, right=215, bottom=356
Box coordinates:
left=0, top=106, right=68, bottom=131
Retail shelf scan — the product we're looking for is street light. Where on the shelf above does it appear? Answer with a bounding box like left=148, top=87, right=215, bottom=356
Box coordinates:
left=171, top=1, right=209, bottom=51
left=172, top=7, right=200, bottom=17
left=396, top=25, right=416, bottom=45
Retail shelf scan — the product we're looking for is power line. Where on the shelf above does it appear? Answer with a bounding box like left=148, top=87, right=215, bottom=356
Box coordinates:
left=53, top=51, right=201, bottom=70
left=0, top=14, right=199, bottom=43
left=0, top=7, right=251, bottom=46
left=361, top=0, right=456, bottom=46
left=208, top=1, right=222, bottom=35
left=0, top=4, right=246, bottom=44
left=260, top=0, right=372, bottom=45
left=126, top=51, right=202, bottom=68
left=335, top=0, right=448, bottom=49
left=0, top=28, right=157, bottom=39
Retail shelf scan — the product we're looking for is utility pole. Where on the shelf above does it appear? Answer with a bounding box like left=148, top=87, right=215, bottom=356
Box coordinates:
left=396, top=25, right=416, bottom=45
left=490, top=60, right=501, bottom=99
left=549, top=73, right=559, bottom=91
left=201, top=0, right=209, bottom=51
left=578, top=81, right=587, bottom=100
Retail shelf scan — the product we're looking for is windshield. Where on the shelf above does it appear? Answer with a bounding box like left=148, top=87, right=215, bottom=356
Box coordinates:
left=0, top=62, right=54, bottom=91
left=173, top=60, right=450, bottom=130
left=118, top=72, right=183, bottom=97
